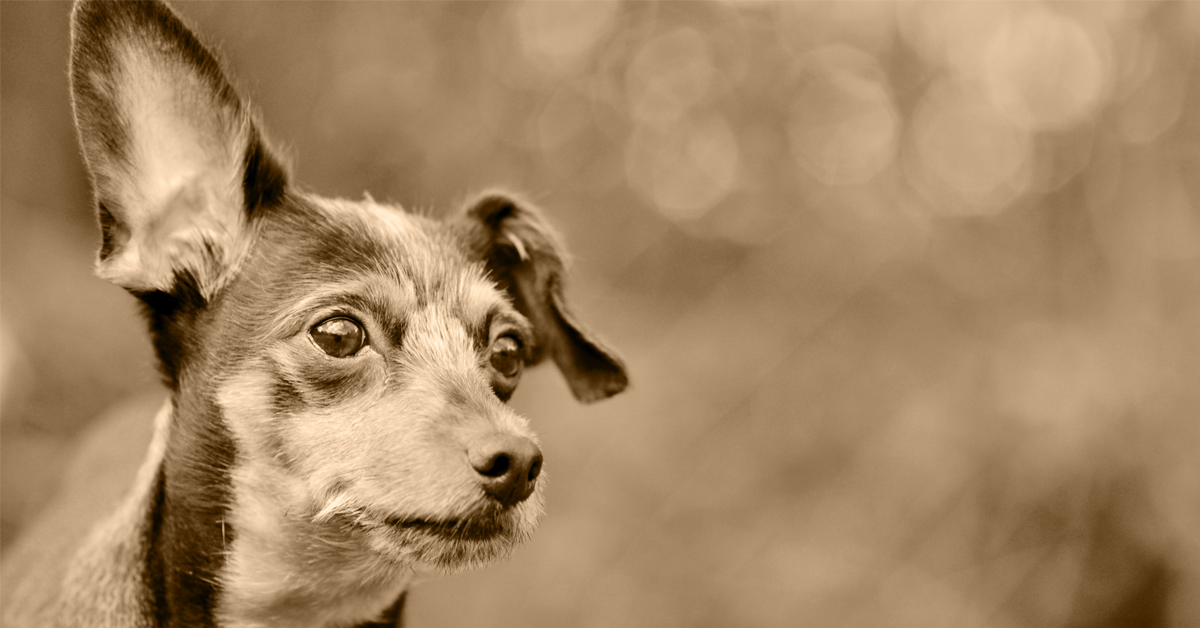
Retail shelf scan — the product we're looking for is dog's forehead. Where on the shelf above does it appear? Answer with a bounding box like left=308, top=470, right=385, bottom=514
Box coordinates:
left=249, top=193, right=503, bottom=318
left=312, top=195, right=449, bottom=255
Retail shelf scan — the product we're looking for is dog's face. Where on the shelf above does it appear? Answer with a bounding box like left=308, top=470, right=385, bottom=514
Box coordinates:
left=212, top=196, right=548, bottom=570
left=66, top=0, right=626, bottom=604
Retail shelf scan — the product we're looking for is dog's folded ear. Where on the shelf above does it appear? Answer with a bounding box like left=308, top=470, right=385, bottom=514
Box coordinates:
left=456, top=193, right=628, bottom=403
left=69, top=0, right=287, bottom=299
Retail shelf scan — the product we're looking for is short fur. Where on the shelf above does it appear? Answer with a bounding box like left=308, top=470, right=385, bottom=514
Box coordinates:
left=0, top=2, right=627, bottom=627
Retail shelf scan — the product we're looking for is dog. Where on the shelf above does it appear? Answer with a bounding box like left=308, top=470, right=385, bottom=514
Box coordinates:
left=0, top=1, right=627, bottom=626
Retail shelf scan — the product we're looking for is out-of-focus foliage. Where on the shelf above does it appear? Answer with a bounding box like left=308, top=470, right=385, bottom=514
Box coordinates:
left=3, top=2, right=1199, bottom=626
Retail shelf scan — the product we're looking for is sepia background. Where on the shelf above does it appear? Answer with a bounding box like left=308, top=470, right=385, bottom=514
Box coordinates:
left=3, top=2, right=1200, bottom=626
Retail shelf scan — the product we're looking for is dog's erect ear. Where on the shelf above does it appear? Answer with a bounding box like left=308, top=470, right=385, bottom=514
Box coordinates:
left=69, top=0, right=286, bottom=297
left=457, top=193, right=628, bottom=403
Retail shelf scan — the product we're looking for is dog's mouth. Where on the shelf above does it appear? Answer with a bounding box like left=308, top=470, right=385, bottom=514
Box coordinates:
left=347, top=498, right=525, bottom=544
left=325, top=496, right=541, bottom=570
left=381, top=512, right=510, bottom=541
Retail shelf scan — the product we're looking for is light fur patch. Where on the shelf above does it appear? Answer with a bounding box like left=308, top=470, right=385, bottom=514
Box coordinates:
left=311, top=196, right=411, bottom=240
left=216, top=368, right=411, bottom=627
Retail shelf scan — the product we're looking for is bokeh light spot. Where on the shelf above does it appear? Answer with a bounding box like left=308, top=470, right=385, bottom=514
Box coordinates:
left=788, top=45, right=899, bottom=187
left=1116, top=35, right=1188, bottom=144
left=908, top=80, right=1033, bottom=217
left=990, top=322, right=1137, bottom=472
left=626, top=113, right=739, bottom=221
left=626, top=28, right=715, bottom=126
left=776, top=2, right=897, bottom=59
left=514, top=1, right=619, bottom=77
left=983, top=6, right=1110, bottom=131
left=898, top=2, right=1014, bottom=77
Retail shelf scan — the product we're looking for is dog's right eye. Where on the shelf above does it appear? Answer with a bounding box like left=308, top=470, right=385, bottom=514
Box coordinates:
left=489, top=335, right=523, bottom=379
left=310, top=317, right=366, bottom=358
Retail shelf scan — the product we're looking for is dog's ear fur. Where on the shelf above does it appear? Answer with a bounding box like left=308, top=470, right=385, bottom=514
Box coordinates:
left=69, top=0, right=286, bottom=298
left=457, top=193, right=628, bottom=403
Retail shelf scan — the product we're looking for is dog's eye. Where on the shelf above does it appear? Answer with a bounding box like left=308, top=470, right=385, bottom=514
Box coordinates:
left=310, top=317, right=366, bottom=358
left=489, top=335, right=523, bottom=379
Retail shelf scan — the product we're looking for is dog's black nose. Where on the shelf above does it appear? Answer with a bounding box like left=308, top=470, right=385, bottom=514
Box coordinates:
left=468, top=433, right=543, bottom=508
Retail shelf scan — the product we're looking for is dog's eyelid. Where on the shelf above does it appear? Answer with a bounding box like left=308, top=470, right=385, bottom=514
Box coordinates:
left=490, top=326, right=531, bottom=359
left=490, top=309, right=532, bottom=340
left=290, top=292, right=406, bottom=347
left=479, top=305, right=527, bottom=345
left=302, top=308, right=367, bottom=336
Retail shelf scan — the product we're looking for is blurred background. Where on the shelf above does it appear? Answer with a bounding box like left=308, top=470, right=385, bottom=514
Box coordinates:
left=3, top=2, right=1200, bottom=626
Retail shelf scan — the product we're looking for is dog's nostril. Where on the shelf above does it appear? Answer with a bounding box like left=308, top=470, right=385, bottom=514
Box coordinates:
left=468, top=433, right=543, bottom=508
left=527, top=453, right=543, bottom=482
left=476, top=452, right=512, bottom=479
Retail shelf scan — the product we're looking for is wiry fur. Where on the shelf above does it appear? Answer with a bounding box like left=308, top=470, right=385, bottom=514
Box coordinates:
left=1, top=2, right=626, bottom=627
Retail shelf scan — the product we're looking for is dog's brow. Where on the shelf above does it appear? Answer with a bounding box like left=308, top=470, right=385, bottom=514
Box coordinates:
left=472, top=305, right=534, bottom=351
left=275, top=282, right=412, bottom=345
left=472, top=306, right=499, bottom=349
left=458, top=274, right=503, bottom=322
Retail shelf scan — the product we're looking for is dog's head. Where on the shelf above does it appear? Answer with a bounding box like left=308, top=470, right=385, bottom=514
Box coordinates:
left=68, top=0, right=626, bottom=582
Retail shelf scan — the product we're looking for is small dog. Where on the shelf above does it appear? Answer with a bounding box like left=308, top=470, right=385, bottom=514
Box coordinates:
left=1, top=1, right=627, bottom=626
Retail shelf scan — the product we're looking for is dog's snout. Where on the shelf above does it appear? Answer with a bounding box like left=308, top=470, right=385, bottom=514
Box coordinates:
left=468, top=433, right=543, bottom=508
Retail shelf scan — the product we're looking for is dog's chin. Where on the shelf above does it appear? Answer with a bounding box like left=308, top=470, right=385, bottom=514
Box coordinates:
left=355, top=499, right=543, bottom=572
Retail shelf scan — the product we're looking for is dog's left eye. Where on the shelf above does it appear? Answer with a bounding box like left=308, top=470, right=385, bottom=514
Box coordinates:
left=489, top=335, right=523, bottom=379
left=310, top=317, right=366, bottom=358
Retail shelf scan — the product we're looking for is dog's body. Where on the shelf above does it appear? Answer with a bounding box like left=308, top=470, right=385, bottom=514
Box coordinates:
left=1, top=2, right=626, bottom=626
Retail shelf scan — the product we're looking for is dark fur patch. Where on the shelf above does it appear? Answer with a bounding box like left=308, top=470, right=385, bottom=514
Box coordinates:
left=96, top=201, right=119, bottom=261
left=161, top=397, right=238, bottom=627
left=271, top=369, right=306, bottom=418
left=242, top=128, right=288, bottom=215
left=295, top=208, right=399, bottom=276
left=142, top=464, right=169, bottom=626
left=136, top=270, right=208, bottom=390
left=135, top=395, right=237, bottom=627
left=472, top=306, right=498, bottom=352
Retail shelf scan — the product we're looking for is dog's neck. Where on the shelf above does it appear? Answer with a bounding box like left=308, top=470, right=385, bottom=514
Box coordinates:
left=141, top=388, right=237, bottom=627
left=121, top=397, right=411, bottom=628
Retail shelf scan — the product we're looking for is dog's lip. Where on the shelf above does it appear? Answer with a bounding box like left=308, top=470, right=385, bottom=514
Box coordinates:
left=384, top=516, right=460, bottom=532
left=372, top=511, right=512, bottom=541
